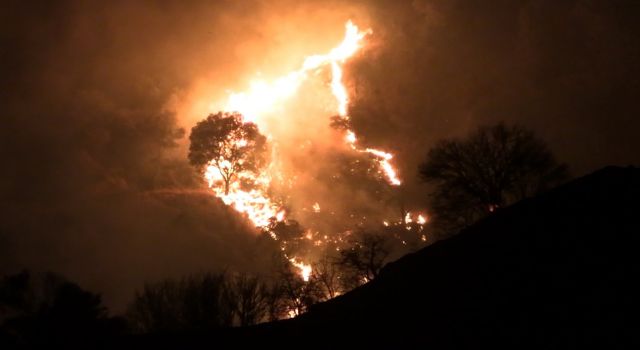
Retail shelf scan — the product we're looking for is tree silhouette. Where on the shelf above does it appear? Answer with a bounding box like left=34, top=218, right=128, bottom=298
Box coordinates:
left=337, top=232, right=392, bottom=289
left=271, top=260, right=323, bottom=318
left=126, top=272, right=277, bottom=331
left=0, top=271, right=124, bottom=347
left=419, top=122, right=568, bottom=235
left=126, top=272, right=234, bottom=332
left=188, top=112, right=267, bottom=195
left=310, top=252, right=342, bottom=299
left=226, top=273, right=269, bottom=327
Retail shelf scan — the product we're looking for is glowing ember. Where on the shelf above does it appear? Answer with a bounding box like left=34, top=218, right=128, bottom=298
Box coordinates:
left=312, top=202, right=321, bottom=213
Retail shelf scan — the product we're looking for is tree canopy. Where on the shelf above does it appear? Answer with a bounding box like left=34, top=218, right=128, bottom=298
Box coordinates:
left=188, top=112, right=267, bottom=194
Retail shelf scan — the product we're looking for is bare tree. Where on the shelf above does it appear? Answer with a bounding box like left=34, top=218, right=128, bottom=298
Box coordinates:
left=419, top=122, right=568, bottom=235
left=273, top=260, right=322, bottom=318
left=188, top=112, right=267, bottom=195
left=226, top=273, right=269, bottom=327
left=310, top=253, right=342, bottom=300
left=126, top=272, right=233, bottom=333
left=337, top=232, right=392, bottom=289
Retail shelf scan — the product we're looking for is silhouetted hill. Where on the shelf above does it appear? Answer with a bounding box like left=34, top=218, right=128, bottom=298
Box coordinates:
left=124, top=166, right=640, bottom=348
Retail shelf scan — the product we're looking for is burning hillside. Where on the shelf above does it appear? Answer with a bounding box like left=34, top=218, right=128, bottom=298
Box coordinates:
left=189, top=21, right=426, bottom=282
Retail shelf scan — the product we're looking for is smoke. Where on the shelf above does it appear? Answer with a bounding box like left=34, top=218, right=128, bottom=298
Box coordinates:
left=347, top=0, right=640, bottom=208
left=1, top=0, right=639, bottom=311
left=0, top=0, right=368, bottom=312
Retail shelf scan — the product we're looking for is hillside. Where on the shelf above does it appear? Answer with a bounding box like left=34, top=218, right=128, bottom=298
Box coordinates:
left=130, top=166, right=640, bottom=348
left=259, top=166, right=639, bottom=346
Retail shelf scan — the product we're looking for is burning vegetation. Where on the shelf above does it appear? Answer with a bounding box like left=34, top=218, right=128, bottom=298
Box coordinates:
left=186, top=20, right=428, bottom=315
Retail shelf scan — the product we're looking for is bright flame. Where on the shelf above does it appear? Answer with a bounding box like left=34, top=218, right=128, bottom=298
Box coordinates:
left=289, top=258, right=312, bottom=282
left=204, top=162, right=282, bottom=227
left=225, top=20, right=370, bottom=124
left=367, top=148, right=402, bottom=186
left=345, top=130, right=357, bottom=144
left=344, top=131, right=402, bottom=186
left=331, top=61, right=349, bottom=116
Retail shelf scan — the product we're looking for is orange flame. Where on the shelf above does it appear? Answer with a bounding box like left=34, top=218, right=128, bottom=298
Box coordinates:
left=345, top=131, right=402, bottom=186
left=289, top=258, right=312, bottom=282
left=204, top=163, right=281, bottom=227
left=224, top=20, right=370, bottom=124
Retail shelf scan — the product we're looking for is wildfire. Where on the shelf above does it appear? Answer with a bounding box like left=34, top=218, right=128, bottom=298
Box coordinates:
left=224, top=20, right=400, bottom=188
left=200, top=20, right=409, bottom=281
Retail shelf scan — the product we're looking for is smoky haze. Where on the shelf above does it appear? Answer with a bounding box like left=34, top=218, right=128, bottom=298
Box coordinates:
left=1, top=0, right=639, bottom=312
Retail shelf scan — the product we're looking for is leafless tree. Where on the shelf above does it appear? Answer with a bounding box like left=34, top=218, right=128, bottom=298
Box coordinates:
left=419, top=122, right=568, bottom=235
left=226, top=273, right=269, bottom=326
left=310, top=253, right=342, bottom=300
left=337, top=232, right=392, bottom=289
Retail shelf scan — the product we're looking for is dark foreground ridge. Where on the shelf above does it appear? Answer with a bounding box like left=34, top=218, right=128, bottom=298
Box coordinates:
left=129, top=166, right=640, bottom=348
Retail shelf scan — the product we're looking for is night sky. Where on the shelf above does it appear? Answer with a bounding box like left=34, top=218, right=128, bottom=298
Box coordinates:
left=1, top=0, right=639, bottom=311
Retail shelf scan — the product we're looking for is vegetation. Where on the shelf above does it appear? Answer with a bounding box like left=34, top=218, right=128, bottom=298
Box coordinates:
left=188, top=112, right=267, bottom=194
left=337, top=231, right=392, bottom=288
left=0, top=271, right=125, bottom=347
left=419, top=122, right=568, bottom=236
left=0, top=121, right=572, bottom=343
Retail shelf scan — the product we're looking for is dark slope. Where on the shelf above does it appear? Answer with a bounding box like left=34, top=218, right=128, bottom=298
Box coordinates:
left=258, top=166, right=640, bottom=347
left=126, top=166, right=640, bottom=348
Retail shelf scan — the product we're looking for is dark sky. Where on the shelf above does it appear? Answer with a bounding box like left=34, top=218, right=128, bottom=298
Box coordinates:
left=1, top=0, right=639, bottom=312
